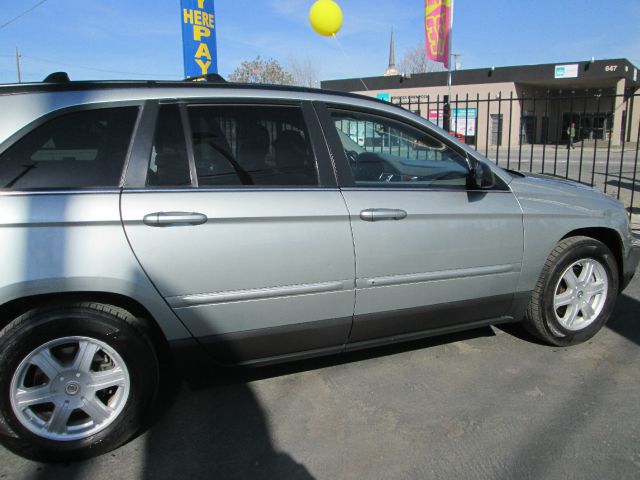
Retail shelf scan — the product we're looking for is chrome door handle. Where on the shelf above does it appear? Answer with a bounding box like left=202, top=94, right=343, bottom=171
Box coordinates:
left=360, top=208, right=408, bottom=222
left=143, top=212, right=208, bottom=227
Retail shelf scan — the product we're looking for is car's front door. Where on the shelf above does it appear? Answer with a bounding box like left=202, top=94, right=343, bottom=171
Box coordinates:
left=121, top=101, right=355, bottom=363
left=316, top=103, right=524, bottom=345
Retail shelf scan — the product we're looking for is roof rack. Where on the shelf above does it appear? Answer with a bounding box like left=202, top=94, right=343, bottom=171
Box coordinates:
left=184, top=73, right=226, bottom=83
left=0, top=72, right=401, bottom=111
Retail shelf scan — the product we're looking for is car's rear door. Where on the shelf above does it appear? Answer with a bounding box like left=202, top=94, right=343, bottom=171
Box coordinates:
left=121, top=100, right=355, bottom=364
left=315, top=102, right=524, bottom=346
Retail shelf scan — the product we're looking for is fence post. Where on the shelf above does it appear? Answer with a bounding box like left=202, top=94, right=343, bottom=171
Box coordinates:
left=630, top=109, right=640, bottom=220
left=443, top=95, right=451, bottom=132
left=578, top=92, right=588, bottom=183
left=603, top=94, right=616, bottom=194
left=485, top=92, right=490, bottom=157
left=507, top=91, right=513, bottom=168
left=591, top=93, right=602, bottom=187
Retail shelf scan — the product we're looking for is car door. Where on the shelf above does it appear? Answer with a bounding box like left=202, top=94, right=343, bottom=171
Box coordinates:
left=121, top=100, right=355, bottom=364
left=315, top=102, right=524, bottom=346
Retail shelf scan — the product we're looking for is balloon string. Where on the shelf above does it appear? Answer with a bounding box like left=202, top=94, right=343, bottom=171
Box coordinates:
left=332, top=35, right=370, bottom=91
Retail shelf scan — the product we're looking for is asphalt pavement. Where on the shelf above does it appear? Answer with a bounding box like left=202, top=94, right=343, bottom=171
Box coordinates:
left=1, top=264, right=640, bottom=480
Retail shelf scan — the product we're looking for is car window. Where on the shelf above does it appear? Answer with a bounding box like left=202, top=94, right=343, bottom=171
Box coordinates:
left=329, top=109, right=470, bottom=189
left=147, top=105, right=192, bottom=187
left=187, top=105, right=319, bottom=187
left=0, top=107, right=139, bottom=190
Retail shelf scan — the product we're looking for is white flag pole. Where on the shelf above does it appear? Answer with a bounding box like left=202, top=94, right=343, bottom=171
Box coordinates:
left=447, top=0, right=454, bottom=96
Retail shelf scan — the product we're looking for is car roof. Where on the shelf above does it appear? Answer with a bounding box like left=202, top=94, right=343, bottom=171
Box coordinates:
left=0, top=78, right=393, bottom=106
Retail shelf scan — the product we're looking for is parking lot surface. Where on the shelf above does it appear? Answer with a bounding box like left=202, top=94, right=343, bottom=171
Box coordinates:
left=1, top=264, right=639, bottom=480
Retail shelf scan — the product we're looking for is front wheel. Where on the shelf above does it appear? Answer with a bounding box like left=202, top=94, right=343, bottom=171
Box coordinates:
left=524, top=236, right=619, bottom=346
left=0, top=302, right=159, bottom=461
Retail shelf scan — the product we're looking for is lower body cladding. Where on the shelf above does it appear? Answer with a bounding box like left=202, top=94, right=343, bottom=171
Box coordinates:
left=166, top=290, right=532, bottom=367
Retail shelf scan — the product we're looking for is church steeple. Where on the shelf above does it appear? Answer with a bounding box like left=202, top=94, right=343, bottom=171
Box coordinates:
left=384, top=30, right=400, bottom=76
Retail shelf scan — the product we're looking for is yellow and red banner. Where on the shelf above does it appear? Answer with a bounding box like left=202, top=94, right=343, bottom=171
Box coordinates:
left=425, top=0, right=451, bottom=68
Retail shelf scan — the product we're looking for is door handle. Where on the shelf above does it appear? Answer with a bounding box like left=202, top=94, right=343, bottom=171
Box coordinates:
left=143, top=212, right=208, bottom=227
left=360, top=208, right=407, bottom=222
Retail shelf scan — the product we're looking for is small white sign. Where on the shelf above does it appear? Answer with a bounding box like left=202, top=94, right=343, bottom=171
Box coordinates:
left=555, top=64, right=579, bottom=79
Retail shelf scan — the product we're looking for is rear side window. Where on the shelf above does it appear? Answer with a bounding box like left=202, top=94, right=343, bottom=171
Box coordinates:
left=0, top=107, right=139, bottom=190
left=187, top=104, right=319, bottom=187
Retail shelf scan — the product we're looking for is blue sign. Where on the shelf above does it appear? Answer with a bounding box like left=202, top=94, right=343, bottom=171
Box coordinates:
left=181, top=0, right=218, bottom=78
left=376, top=92, right=391, bottom=102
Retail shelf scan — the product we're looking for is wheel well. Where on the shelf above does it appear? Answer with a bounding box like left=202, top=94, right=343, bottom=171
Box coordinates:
left=0, top=292, right=171, bottom=365
left=562, top=227, right=624, bottom=286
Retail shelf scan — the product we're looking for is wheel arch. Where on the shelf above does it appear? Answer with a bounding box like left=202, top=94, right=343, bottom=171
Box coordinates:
left=561, top=227, right=623, bottom=288
left=0, top=292, right=172, bottom=366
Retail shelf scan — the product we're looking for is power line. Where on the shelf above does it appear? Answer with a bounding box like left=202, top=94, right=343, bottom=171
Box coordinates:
left=0, top=0, right=50, bottom=31
left=21, top=54, right=179, bottom=78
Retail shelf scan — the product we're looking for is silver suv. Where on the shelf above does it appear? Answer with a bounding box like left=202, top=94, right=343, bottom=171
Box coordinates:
left=0, top=75, right=638, bottom=461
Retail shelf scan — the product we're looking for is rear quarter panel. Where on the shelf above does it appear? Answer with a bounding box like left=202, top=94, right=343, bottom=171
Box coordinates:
left=0, top=192, right=192, bottom=341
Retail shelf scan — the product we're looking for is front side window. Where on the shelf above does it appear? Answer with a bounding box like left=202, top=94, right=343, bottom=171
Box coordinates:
left=187, top=104, right=319, bottom=187
left=329, top=109, right=470, bottom=189
left=0, top=107, right=139, bottom=190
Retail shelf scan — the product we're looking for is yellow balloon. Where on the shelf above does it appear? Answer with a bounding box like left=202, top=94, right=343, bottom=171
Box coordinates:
left=309, top=0, right=343, bottom=37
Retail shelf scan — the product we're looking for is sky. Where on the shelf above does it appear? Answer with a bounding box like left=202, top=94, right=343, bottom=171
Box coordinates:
left=0, top=0, right=639, bottom=84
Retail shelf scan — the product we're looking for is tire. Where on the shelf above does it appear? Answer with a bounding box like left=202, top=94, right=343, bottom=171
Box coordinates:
left=0, top=302, right=159, bottom=462
left=524, top=236, right=619, bottom=346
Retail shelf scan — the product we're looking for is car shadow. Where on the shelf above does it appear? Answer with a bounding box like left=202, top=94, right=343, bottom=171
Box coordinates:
left=493, top=321, right=548, bottom=345
left=606, top=292, right=640, bottom=346
left=139, top=374, right=313, bottom=480
left=22, top=326, right=495, bottom=480
left=140, top=326, right=497, bottom=480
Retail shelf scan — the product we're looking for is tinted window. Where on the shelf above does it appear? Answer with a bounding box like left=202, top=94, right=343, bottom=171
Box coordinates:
left=147, top=105, right=192, bottom=187
left=0, top=107, right=139, bottom=190
left=330, top=109, right=470, bottom=189
left=187, top=105, right=318, bottom=187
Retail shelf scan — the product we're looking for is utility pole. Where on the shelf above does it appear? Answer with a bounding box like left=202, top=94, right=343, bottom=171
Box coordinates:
left=15, top=47, right=21, bottom=83
left=451, top=53, right=462, bottom=71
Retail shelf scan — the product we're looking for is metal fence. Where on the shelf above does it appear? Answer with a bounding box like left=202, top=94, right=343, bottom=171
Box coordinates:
left=392, top=92, right=640, bottom=221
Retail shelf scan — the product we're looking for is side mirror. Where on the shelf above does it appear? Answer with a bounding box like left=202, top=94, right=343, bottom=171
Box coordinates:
left=468, top=160, right=496, bottom=190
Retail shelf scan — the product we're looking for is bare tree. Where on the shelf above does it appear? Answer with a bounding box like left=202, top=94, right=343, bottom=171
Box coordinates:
left=288, top=55, right=320, bottom=88
left=228, top=56, right=294, bottom=85
left=398, top=44, right=445, bottom=74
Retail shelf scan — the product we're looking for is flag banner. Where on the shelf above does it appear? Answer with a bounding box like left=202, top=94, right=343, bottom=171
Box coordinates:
left=424, top=0, right=450, bottom=68
left=181, top=0, right=218, bottom=78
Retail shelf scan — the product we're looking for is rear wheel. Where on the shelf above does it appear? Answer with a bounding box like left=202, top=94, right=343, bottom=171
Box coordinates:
left=524, top=236, right=619, bottom=346
left=0, top=302, right=159, bottom=461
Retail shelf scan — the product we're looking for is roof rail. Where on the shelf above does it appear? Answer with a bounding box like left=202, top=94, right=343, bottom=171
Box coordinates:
left=43, top=72, right=71, bottom=83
